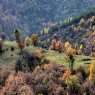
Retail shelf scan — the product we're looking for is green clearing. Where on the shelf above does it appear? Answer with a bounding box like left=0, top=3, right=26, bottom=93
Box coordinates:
left=37, top=48, right=91, bottom=69
left=2, top=41, right=93, bottom=70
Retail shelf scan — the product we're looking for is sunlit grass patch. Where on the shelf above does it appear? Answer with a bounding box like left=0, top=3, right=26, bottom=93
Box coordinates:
left=2, top=41, right=93, bottom=70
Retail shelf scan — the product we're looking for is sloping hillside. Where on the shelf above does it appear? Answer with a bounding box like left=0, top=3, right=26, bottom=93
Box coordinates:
left=0, top=41, right=95, bottom=95
left=0, top=41, right=93, bottom=72
left=0, top=0, right=95, bottom=38
left=40, top=12, right=95, bottom=55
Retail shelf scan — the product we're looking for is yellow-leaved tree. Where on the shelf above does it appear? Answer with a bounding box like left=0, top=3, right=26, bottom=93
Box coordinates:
left=25, top=36, right=31, bottom=46
left=89, top=60, right=95, bottom=82
left=31, top=34, right=39, bottom=46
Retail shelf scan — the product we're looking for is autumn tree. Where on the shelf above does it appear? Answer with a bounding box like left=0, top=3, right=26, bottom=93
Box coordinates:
left=31, top=34, right=39, bottom=46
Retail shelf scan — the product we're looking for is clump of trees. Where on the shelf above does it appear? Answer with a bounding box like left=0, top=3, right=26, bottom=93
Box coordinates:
left=0, top=61, right=95, bottom=95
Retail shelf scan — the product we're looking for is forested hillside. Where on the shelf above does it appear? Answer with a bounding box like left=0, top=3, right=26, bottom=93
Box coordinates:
left=0, top=0, right=95, bottom=38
